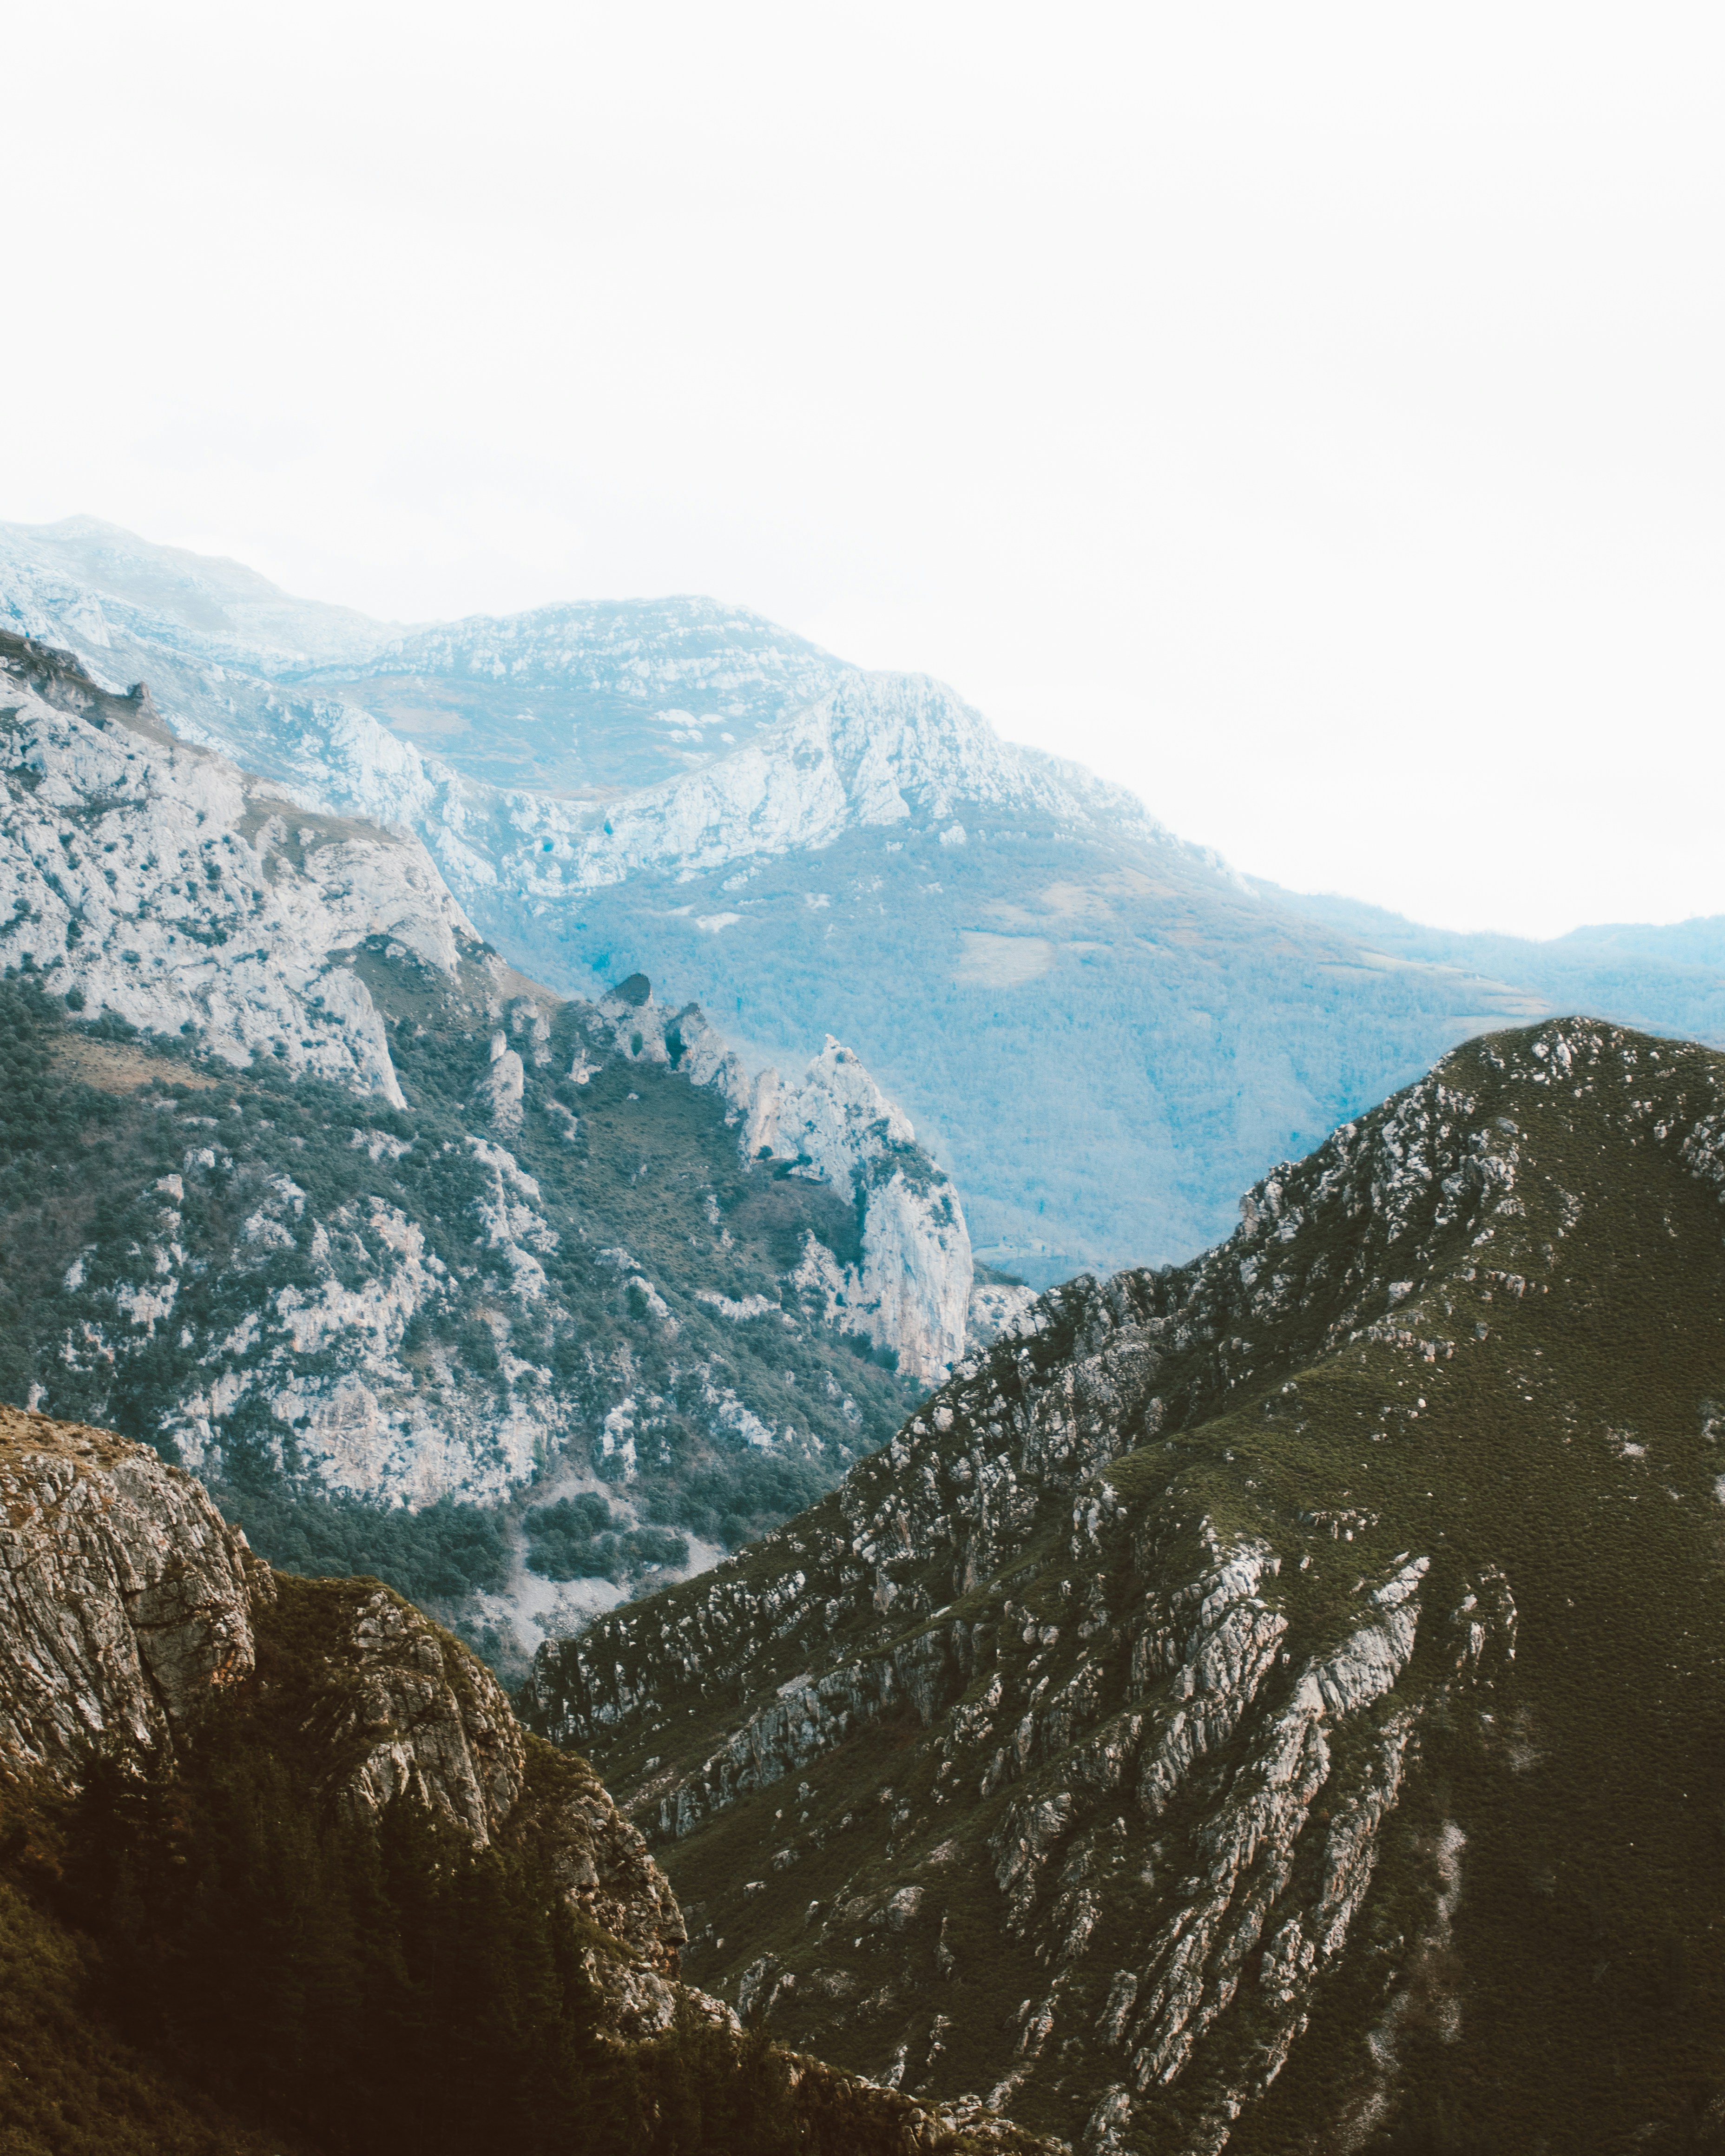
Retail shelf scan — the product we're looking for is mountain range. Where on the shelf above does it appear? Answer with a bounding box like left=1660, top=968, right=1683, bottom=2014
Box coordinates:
left=4, top=528, right=1723, bottom=2148
left=7, top=516, right=1723, bottom=1285
left=8, top=1011, right=1722, bottom=2151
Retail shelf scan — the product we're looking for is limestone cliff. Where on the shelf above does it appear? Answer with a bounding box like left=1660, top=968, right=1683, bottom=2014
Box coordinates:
left=0, top=630, right=475, bottom=1102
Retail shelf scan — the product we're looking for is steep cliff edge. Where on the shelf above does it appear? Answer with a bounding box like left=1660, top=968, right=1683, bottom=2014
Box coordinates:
left=526, top=1019, right=1725, bottom=2154
left=614, top=986, right=979, bottom=1379
left=0, top=1404, right=1054, bottom=2155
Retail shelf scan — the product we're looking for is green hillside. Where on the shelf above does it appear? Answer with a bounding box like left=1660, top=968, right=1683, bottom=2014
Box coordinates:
left=0, top=966, right=920, bottom=1674
left=527, top=1018, right=1725, bottom=2153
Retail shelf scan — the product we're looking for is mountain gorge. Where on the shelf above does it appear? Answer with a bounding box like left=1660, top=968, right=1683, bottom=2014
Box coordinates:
left=8, top=517, right=1723, bottom=1283
left=4, top=513, right=1724, bottom=2152
left=525, top=1018, right=1725, bottom=2153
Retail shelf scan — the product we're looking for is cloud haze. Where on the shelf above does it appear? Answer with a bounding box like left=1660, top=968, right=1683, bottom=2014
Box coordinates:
left=5, top=0, right=1720, bottom=937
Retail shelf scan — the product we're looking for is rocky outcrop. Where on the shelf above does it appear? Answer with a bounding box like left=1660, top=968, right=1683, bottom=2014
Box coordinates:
left=0, top=1405, right=692, bottom=2037
left=527, top=1019, right=1725, bottom=2153
left=289, top=1577, right=694, bottom=2036
left=757, top=1037, right=974, bottom=1380
left=968, top=1279, right=1040, bottom=1350
left=0, top=1403, right=260, bottom=1781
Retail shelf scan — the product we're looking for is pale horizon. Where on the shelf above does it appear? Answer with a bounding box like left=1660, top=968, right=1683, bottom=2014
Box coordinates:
left=5, top=0, right=1720, bottom=942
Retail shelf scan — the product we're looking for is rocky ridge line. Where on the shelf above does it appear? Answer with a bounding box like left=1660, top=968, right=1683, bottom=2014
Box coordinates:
left=525, top=1018, right=1725, bottom=2152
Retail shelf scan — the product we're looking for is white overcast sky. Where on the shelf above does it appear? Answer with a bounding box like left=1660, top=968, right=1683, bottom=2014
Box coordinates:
left=6, top=1, right=1721, bottom=938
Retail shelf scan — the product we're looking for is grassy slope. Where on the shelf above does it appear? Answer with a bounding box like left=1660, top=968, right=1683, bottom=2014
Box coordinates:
left=549, top=1022, right=1725, bottom=2152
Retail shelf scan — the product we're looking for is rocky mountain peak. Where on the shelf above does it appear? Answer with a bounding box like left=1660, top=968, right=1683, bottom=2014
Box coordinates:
left=525, top=1017, right=1725, bottom=2153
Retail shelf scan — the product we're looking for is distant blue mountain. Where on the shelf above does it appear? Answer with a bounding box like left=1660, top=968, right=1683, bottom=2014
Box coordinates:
left=6, top=515, right=1718, bottom=1282
left=1251, top=881, right=1725, bottom=1046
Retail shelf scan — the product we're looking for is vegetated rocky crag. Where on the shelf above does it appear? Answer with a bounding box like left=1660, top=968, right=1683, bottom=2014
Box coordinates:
left=526, top=1018, right=1725, bottom=2154
left=0, top=630, right=1011, bottom=1665
left=0, top=1401, right=687, bottom=2033
left=11, top=519, right=1725, bottom=1285
left=0, top=1402, right=1056, bottom=2156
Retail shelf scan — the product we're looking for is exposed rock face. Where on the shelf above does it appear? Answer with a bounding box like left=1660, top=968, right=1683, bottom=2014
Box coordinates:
left=751, top=1036, right=974, bottom=1380
left=0, top=1404, right=259, bottom=1779
left=575, top=984, right=976, bottom=1381
left=288, top=1577, right=694, bottom=2036
left=968, top=1280, right=1041, bottom=1351
left=527, top=1019, right=1725, bottom=2154
left=0, top=631, right=475, bottom=1102
left=490, top=669, right=1146, bottom=897
left=0, top=629, right=971, bottom=1477
left=0, top=967, right=942, bottom=1659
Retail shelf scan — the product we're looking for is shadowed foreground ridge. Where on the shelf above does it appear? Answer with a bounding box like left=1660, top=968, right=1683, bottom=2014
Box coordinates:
left=526, top=1018, right=1725, bottom=2154
left=0, top=1405, right=1054, bottom=2155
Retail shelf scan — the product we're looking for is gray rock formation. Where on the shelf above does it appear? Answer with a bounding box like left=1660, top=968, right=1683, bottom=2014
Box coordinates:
left=0, top=1403, right=259, bottom=1777
left=0, top=631, right=474, bottom=1102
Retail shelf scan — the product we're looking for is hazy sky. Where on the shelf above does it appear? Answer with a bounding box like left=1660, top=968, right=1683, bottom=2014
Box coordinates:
left=7, top=2, right=1721, bottom=938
